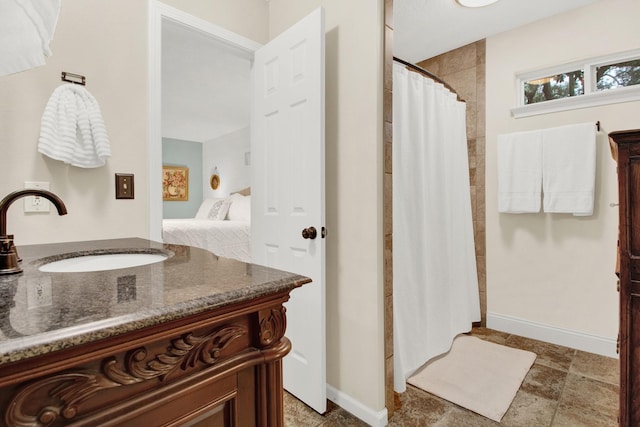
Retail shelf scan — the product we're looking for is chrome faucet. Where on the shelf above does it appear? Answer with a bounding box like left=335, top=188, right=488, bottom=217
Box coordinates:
left=0, top=189, right=68, bottom=275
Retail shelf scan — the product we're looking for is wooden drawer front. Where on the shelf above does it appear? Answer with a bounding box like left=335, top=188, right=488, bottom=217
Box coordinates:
left=108, top=372, right=239, bottom=427
left=629, top=295, right=640, bottom=426
left=631, top=278, right=640, bottom=296
left=103, top=367, right=259, bottom=427
left=628, top=155, right=640, bottom=256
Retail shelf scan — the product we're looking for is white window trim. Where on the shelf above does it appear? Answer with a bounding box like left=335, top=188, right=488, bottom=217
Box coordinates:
left=512, top=49, right=640, bottom=118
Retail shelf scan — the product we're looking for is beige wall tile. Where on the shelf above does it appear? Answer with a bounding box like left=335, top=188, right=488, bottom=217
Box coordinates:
left=439, top=42, right=477, bottom=75
left=444, top=67, right=478, bottom=103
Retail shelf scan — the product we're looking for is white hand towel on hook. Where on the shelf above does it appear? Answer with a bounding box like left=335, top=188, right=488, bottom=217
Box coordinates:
left=542, top=123, right=596, bottom=216
left=38, top=84, right=111, bottom=168
left=497, top=130, right=543, bottom=213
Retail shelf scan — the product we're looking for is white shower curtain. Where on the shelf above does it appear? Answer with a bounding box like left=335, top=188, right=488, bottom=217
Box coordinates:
left=392, top=62, right=481, bottom=392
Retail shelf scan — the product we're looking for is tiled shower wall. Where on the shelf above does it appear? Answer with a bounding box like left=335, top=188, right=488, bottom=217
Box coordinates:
left=382, top=30, right=487, bottom=415
left=383, top=0, right=394, bottom=416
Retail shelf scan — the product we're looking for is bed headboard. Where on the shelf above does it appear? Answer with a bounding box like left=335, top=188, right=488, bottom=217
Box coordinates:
left=233, top=187, right=251, bottom=196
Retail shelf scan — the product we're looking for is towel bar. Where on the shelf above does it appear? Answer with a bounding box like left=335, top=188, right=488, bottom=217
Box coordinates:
left=61, top=71, right=86, bottom=85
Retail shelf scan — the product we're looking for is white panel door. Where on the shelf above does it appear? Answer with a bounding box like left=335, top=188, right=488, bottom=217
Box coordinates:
left=251, top=7, right=326, bottom=414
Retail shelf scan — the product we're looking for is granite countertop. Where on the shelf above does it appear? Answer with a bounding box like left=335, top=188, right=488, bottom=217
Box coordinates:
left=0, top=238, right=311, bottom=365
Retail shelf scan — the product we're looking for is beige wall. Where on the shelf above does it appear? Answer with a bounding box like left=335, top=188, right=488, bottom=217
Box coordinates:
left=0, top=0, right=149, bottom=246
left=486, top=0, right=640, bottom=343
left=268, top=0, right=387, bottom=412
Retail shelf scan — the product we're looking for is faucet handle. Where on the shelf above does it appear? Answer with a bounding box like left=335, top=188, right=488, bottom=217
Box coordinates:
left=0, top=235, right=21, bottom=275
left=0, top=237, right=11, bottom=253
left=5, top=235, right=20, bottom=262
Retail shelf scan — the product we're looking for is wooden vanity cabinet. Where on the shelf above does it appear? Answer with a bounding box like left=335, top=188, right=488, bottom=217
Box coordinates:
left=0, top=291, right=293, bottom=427
left=610, top=129, right=640, bottom=427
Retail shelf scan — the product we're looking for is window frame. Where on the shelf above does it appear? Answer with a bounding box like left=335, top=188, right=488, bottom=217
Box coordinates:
left=512, top=49, right=640, bottom=118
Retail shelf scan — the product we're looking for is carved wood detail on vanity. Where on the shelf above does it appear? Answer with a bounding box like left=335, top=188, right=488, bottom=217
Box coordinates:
left=0, top=293, right=294, bottom=427
left=103, top=324, right=248, bottom=384
left=258, top=306, right=287, bottom=347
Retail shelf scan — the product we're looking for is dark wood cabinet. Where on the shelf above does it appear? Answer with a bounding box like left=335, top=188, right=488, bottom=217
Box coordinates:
left=609, top=129, right=640, bottom=426
left=0, top=292, right=293, bottom=426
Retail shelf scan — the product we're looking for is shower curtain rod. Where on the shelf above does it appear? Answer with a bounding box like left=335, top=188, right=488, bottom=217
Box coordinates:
left=393, top=56, right=464, bottom=103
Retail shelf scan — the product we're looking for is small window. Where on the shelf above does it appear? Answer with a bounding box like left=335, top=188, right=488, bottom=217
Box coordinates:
left=512, top=49, right=640, bottom=118
left=596, top=59, right=640, bottom=91
left=524, top=70, right=584, bottom=104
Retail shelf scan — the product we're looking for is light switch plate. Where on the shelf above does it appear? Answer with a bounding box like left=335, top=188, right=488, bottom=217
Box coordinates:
left=24, top=181, right=50, bottom=213
left=115, top=174, right=134, bottom=199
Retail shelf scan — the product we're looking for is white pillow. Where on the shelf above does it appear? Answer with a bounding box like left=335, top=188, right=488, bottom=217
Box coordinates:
left=207, top=198, right=231, bottom=220
left=224, top=193, right=244, bottom=219
left=227, top=195, right=251, bottom=222
left=195, top=198, right=230, bottom=220
left=195, top=199, right=219, bottom=219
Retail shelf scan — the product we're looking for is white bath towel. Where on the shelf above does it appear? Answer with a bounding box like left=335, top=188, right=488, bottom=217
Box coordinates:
left=0, top=0, right=61, bottom=77
left=542, top=123, right=596, bottom=216
left=497, top=130, right=543, bottom=213
left=38, top=84, right=111, bottom=168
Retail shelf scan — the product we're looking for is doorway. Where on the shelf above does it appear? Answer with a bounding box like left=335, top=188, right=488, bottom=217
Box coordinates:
left=148, top=2, right=260, bottom=240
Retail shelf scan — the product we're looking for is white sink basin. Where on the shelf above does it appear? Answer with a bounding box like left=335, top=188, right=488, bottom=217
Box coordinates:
left=39, top=253, right=168, bottom=273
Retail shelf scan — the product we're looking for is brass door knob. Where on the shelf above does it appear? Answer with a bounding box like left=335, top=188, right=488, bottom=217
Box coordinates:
left=302, top=226, right=317, bottom=240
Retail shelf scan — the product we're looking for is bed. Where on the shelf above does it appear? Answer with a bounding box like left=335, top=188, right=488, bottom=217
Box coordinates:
left=162, top=193, right=251, bottom=263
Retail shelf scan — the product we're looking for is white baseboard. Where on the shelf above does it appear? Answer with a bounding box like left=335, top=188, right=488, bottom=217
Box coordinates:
left=326, top=384, right=388, bottom=427
left=486, top=312, right=618, bottom=358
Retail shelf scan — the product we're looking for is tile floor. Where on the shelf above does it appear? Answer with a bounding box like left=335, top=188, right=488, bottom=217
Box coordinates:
left=284, top=327, right=620, bottom=426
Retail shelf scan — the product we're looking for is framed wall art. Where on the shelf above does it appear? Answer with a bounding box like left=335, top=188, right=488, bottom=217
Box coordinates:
left=162, top=165, right=189, bottom=201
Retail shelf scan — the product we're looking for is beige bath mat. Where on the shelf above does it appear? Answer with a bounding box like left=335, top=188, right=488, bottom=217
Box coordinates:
left=407, top=335, right=536, bottom=422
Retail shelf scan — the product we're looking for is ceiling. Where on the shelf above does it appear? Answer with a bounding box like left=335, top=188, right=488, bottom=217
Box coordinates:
left=162, top=0, right=600, bottom=143
left=394, top=0, right=599, bottom=63
left=162, top=20, right=252, bottom=143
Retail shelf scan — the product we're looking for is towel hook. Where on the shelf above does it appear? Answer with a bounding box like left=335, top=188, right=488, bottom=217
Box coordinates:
left=61, top=71, right=86, bottom=86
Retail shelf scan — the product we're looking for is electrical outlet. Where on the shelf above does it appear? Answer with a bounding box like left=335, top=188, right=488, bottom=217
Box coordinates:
left=24, top=181, right=50, bottom=213
left=26, top=277, right=53, bottom=308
